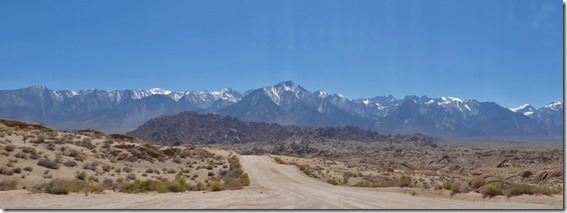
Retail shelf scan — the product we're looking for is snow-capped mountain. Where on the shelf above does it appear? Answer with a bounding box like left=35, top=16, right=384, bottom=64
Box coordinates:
left=0, top=86, right=242, bottom=132
left=0, top=82, right=562, bottom=137
left=509, top=104, right=537, bottom=117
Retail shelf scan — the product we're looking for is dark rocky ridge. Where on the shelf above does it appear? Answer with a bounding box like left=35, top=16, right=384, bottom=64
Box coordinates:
left=126, top=111, right=441, bottom=146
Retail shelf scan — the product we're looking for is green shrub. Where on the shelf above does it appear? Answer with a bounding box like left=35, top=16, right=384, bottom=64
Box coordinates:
left=503, top=184, right=558, bottom=197
left=443, top=182, right=453, bottom=190
left=328, top=178, right=339, bottom=185
left=399, top=175, right=411, bottom=187
left=209, top=181, right=224, bottom=192
left=194, top=182, right=205, bottom=191
left=88, top=183, right=106, bottom=194
left=156, top=182, right=169, bottom=193
left=239, top=173, right=250, bottom=186
left=0, top=179, right=18, bottom=191
left=481, top=183, right=501, bottom=198
left=45, top=179, right=82, bottom=195
left=354, top=181, right=372, bottom=187
left=168, top=177, right=189, bottom=192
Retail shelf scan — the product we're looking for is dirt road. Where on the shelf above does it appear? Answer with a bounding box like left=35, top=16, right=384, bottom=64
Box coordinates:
left=0, top=155, right=561, bottom=209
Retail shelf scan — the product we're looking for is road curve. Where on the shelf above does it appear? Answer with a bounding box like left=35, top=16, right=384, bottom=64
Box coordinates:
left=239, top=155, right=559, bottom=209
left=0, top=155, right=561, bottom=209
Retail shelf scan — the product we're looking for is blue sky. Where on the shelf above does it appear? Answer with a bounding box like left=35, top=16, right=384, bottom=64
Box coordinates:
left=0, top=0, right=563, bottom=108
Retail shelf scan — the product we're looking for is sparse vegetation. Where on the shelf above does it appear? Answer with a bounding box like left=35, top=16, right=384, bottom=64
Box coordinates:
left=63, top=160, right=77, bottom=167
left=4, top=145, right=15, bottom=152
left=0, top=167, right=14, bottom=176
left=44, top=179, right=82, bottom=195
left=75, top=171, right=87, bottom=181
left=209, top=181, right=224, bottom=192
left=37, top=158, right=60, bottom=170
left=398, top=175, right=411, bottom=188
left=0, top=179, right=18, bottom=191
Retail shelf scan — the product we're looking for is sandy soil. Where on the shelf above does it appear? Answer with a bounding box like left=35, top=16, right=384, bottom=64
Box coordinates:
left=0, top=155, right=562, bottom=209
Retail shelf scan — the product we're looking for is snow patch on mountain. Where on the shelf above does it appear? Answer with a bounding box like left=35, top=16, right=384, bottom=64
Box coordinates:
left=148, top=88, right=172, bottom=95
left=544, top=101, right=562, bottom=111
left=509, top=104, right=531, bottom=112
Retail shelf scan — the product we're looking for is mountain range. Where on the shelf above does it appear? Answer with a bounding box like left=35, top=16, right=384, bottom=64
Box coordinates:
left=0, top=81, right=562, bottom=138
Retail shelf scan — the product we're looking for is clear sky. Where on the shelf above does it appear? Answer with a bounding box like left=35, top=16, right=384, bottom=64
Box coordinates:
left=0, top=0, right=563, bottom=108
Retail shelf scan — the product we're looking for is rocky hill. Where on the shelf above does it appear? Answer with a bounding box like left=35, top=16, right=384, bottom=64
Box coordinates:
left=0, top=119, right=249, bottom=194
left=125, top=111, right=411, bottom=146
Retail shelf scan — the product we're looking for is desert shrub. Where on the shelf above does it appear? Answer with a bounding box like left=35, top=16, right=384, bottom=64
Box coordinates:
left=123, top=167, right=133, bottom=173
left=37, top=135, right=46, bottom=143
left=209, top=181, right=224, bottom=192
left=0, top=167, right=14, bottom=176
left=468, top=175, right=489, bottom=190
left=398, top=175, right=411, bottom=187
left=126, top=173, right=136, bottom=180
left=37, top=158, right=60, bottom=170
left=442, top=182, right=453, bottom=190
left=208, top=171, right=214, bottom=177
left=481, top=183, right=502, bottom=198
left=102, top=179, right=114, bottom=189
left=88, top=183, right=106, bottom=194
left=13, top=167, right=21, bottom=174
left=14, top=152, right=28, bottom=159
left=46, top=143, right=56, bottom=151
left=63, top=160, right=77, bottom=167
left=273, top=157, right=285, bottom=164
left=121, top=179, right=156, bottom=193
left=354, top=181, right=373, bottom=187
left=520, top=171, right=533, bottom=178
left=450, top=182, right=467, bottom=196
left=157, top=182, right=168, bottom=193
left=54, top=153, right=63, bottom=164
left=45, top=179, right=82, bottom=195
left=23, top=167, right=33, bottom=172
left=328, top=178, right=339, bottom=186
left=4, top=145, right=15, bottom=152
left=77, top=138, right=95, bottom=149
left=167, top=169, right=176, bottom=174
left=194, top=182, right=205, bottom=191
left=503, top=184, right=558, bottom=197
left=145, top=168, right=154, bottom=174
left=102, top=165, right=111, bottom=172
left=0, top=179, right=18, bottom=191
left=239, top=173, right=250, bottom=186
left=116, top=178, right=124, bottom=184
left=75, top=171, right=87, bottom=181
left=168, top=177, right=189, bottom=192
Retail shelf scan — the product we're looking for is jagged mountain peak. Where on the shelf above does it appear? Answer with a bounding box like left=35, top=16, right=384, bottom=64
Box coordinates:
left=509, top=104, right=536, bottom=116
left=544, top=101, right=562, bottom=111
